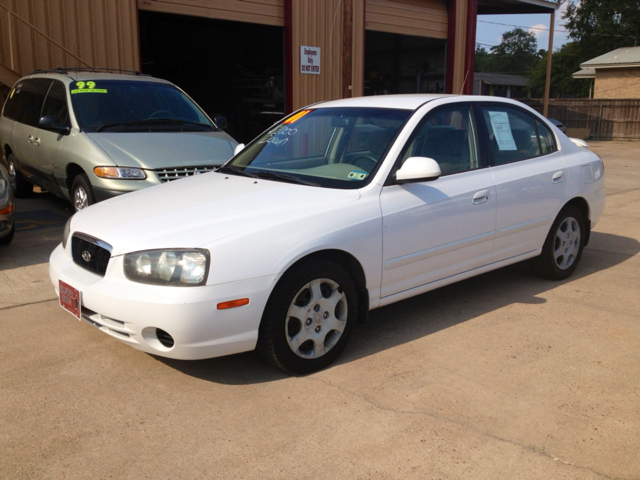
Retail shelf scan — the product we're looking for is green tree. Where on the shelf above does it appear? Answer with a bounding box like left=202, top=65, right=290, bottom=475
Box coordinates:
left=527, top=42, right=590, bottom=98
left=564, top=0, right=640, bottom=59
left=475, top=28, right=541, bottom=75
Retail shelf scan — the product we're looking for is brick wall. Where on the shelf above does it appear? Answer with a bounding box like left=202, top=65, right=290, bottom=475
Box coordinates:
left=594, top=67, right=640, bottom=99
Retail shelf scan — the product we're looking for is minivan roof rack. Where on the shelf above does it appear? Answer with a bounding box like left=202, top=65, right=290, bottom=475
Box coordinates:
left=31, top=67, right=149, bottom=76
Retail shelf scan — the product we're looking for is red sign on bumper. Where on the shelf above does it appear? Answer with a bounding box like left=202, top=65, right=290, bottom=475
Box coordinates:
left=59, top=280, right=82, bottom=320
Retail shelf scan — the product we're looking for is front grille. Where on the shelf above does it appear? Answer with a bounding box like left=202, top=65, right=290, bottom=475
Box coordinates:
left=155, top=166, right=216, bottom=183
left=71, top=233, right=112, bottom=276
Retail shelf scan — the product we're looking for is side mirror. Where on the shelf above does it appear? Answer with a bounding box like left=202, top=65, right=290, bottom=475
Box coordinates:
left=234, top=143, right=245, bottom=156
left=395, top=157, right=441, bottom=184
left=39, top=115, right=70, bottom=135
left=213, top=115, right=228, bottom=130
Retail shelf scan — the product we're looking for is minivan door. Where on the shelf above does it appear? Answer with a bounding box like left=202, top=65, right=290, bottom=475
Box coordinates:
left=9, top=78, right=52, bottom=186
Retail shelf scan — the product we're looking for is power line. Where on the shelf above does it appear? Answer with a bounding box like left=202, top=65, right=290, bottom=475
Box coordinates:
left=478, top=20, right=568, bottom=33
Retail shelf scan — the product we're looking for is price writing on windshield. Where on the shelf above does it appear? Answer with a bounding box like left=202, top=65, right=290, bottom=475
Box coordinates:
left=71, top=81, right=108, bottom=94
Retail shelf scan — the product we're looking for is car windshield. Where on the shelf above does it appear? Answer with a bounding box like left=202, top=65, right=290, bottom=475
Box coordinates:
left=224, top=107, right=411, bottom=189
left=69, top=80, right=213, bottom=132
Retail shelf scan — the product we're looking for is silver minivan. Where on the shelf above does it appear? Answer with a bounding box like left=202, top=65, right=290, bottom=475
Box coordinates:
left=0, top=69, right=238, bottom=210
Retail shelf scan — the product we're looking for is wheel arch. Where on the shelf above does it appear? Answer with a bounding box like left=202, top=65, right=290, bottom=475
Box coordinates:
left=279, top=249, right=370, bottom=325
left=564, top=196, right=591, bottom=246
left=65, top=163, right=87, bottom=190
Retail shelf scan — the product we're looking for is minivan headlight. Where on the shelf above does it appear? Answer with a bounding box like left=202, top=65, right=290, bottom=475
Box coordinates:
left=124, top=249, right=209, bottom=286
left=94, top=166, right=146, bottom=179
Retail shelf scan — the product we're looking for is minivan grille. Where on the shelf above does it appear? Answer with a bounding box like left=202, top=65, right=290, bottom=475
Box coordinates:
left=155, top=166, right=216, bottom=182
left=71, top=234, right=112, bottom=276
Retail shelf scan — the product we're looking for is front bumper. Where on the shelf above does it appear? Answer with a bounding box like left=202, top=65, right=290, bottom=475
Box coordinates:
left=49, top=243, right=277, bottom=360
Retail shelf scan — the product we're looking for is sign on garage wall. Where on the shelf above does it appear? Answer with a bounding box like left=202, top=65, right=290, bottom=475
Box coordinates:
left=300, top=46, right=321, bottom=74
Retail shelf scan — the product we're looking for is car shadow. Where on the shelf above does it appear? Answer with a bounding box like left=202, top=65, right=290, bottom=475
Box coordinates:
left=0, top=190, right=73, bottom=270
left=156, top=231, right=639, bottom=385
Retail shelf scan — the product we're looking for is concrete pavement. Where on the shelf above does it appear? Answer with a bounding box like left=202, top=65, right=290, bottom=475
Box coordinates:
left=1, top=142, right=639, bottom=479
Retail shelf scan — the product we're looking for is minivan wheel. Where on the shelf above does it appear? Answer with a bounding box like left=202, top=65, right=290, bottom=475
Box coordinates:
left=531, top=205, right=585, bottom=280
left=71, top=174, right=95, bottom=211
left=7, top=154, right=33, bottom=197
left=256, top=259, right=358, bottom=375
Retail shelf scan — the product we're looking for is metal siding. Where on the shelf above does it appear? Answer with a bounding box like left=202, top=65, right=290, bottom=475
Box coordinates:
left=365, top=0, right=447, bottom=39
left=138, top=0, right=285, bottom=26
left=291, top=0, right=342, bottom=111
left=351, top=0, right=365, bottom=97
left=0, top=0, right=139, bottom=85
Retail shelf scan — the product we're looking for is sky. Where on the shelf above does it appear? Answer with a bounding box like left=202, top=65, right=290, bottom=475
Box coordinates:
left=475, top=1, right=572, bottom=54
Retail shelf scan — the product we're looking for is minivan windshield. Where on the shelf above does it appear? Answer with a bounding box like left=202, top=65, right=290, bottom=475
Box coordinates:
left=222, top=107, right=411, bottom=189
left=69, top=80, right=213, bottom=132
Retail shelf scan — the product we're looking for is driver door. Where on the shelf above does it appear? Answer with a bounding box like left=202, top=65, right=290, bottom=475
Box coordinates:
left=379, top=104, right=497, bottom=300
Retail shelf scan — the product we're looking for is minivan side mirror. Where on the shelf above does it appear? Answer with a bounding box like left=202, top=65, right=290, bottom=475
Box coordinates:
left=213, top=115, right=228, bottom=130
left=395, top=157, right=441, bottom=184
left=39, top=115, right=71, bottom=136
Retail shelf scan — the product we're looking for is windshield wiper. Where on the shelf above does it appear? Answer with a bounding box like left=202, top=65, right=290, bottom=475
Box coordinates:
left=95, top=118, right=214, bottom=132
left=216, top=165, right=259, bottom=178
left=252, top=171, right=319, bottom=187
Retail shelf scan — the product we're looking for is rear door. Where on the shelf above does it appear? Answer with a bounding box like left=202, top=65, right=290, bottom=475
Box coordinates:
left=10, top=78, right=52, bottom=185
left=476, top=103, right=567, bottom=261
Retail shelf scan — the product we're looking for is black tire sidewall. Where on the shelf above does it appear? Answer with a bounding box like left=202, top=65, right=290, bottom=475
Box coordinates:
left=71, top=174, right=95, bottom=211
left=258, top=259, right=358, bottom=375
left=534, top=205, right=585, bottom=280
left=8, top=154, right=33, bottom=198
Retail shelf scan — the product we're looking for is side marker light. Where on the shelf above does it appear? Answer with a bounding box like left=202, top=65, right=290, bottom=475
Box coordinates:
left=217, top=298, right=250, bottom=310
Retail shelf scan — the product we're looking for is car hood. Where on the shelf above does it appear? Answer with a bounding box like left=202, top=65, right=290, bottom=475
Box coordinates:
left=85, top=131, right=237, bottom=169
left=70, top=173, right=361, bottom=256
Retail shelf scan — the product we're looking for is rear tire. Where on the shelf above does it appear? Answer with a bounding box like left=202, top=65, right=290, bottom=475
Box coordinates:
left=71, top=174, right=95, bottom=211
left=256, top=259, right=358, bottom=375
left=531, top=205, right=585, bottom=280
left=7, top=153, right=33, bottom=198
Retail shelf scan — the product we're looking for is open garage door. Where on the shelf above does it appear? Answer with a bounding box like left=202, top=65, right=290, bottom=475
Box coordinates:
left=139, top=10, right=285, bottom=143
left=364, top=0, right=448, bottom=95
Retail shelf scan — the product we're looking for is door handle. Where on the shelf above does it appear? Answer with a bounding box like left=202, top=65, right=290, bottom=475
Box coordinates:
left=472, top=189, right=490, bottom=205
left=33, top=137, right=41, bottom=146
left=552, top=171, right=564, bottom=183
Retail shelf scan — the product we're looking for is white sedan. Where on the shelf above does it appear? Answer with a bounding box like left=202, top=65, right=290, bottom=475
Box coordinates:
left=49, top=95, right=606, bottom=374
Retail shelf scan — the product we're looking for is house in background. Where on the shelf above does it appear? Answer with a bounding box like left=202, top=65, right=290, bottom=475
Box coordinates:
left=573, top=47, right=640, bottom=99
left=473, top=72, right=528, bottom=98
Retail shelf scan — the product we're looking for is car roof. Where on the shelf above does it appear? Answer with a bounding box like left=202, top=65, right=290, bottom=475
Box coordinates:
left=312, top=94, right=533, bottom=111
left=22, top=70, right=171, bottom=86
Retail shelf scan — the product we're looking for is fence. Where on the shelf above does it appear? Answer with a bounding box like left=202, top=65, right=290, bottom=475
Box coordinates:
left=522, top=98, right=640, bottom=141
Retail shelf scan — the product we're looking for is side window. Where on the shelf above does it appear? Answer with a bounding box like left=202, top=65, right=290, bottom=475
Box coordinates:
left=400, top=106, right=479, bottom=176
left=2, top=84, right=23, bottom=120
left=41, top=80, right=70, bottom=127
left=536, top=120, right=557, bottom=155
left=14, top=78, right=52, bottom=127
left=481, top=106, right=541, bottom=165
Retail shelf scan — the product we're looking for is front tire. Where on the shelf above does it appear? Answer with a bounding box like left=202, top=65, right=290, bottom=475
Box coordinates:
left=71, top=174, right=95, bottom=211
left=532, top=205, right=585, bottom=280
left=256, top=259, right=358, bottom=375
left=7, top=153, right=33, bottom=198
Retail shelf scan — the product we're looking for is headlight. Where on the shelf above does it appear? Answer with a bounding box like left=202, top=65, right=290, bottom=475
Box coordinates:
left=94, top=166, right=146, bottom=179
left=0, top=178, right=6, bottom=197
left=62, top=216, right=72, bottom=249
left=124, top=249, right=209, bottom=286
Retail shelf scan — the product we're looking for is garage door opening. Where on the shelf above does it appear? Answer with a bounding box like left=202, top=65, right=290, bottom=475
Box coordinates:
left=139, top=11, right=285, bottom=143
left=364, top=31, right=446, bottom=96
